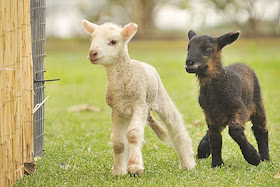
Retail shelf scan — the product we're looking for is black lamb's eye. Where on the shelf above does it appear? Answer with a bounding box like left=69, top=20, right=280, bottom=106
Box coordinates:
left=109, top=40, right=117, bottom=46
left=205, top=49, right=212, bottom=55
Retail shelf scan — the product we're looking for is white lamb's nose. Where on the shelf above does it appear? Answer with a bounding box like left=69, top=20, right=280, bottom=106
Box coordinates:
left=89, top=49, right=98, bottom=59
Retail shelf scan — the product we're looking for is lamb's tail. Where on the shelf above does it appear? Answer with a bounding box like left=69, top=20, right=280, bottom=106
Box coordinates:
left=148, top=111, right=168, bottom=143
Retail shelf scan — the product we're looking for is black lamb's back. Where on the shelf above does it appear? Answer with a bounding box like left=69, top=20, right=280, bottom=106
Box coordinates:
left=199, top=63, right=260, bottom=125
left=226, top=63, right=261, bottom=106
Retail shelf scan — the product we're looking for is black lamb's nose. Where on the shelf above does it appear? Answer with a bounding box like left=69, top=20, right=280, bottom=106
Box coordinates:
left=186, top=59, right=194, bottom=66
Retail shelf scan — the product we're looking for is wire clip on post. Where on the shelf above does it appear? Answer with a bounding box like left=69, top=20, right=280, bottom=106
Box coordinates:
left=34, top=79, right=60, bottom=83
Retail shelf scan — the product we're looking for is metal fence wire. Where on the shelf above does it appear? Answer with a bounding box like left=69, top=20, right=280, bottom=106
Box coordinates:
left=31, top=0, right=46, bottom=157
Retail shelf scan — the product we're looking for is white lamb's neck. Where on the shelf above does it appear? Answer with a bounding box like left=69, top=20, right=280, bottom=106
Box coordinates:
left=104, top=51, right=131, bottom=82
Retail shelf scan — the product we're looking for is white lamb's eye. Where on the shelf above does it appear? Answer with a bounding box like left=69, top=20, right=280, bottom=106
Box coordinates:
left=109, top=40, right=117, bottom=46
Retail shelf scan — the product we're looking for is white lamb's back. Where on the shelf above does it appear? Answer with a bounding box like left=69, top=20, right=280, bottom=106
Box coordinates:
left=132, top=59, right=161, bottom=87
left=131, top=59, right=163, bottom=105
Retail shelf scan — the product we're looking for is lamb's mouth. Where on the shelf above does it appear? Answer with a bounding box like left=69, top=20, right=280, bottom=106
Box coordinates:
left=89, top=58, right=102, bottom=64
left=185, top=64, right=199, bottom=73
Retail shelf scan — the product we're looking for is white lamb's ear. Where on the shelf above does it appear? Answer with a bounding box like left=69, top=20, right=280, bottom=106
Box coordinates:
left=81, top=19, right=98, bottom=35
left=121, top=22, right=138, bottom=41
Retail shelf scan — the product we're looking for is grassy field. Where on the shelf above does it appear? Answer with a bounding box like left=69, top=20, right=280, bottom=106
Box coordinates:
left=15, top=38, right=280, bottom=186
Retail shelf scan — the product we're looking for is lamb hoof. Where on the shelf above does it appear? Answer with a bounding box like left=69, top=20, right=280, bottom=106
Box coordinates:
left=243, top=148, right=261, bottom=166
left=260, top=153, right=270, bottom=161
left=247, top=158, right=260, bottom=166
left=197, top=152, right=210, bottom=159
left=127, top=164, right=143, bottom=176
left=112, top=168, right=127, bottom=176
left=180, top=158, right=196, bottom=170
left=211, top=161, right=224, bottom=168
left=129, top=172, right=140, bottom=177
left=197, top=141, right=210, bottom=159
left=245, top=153, right=261, bottom=166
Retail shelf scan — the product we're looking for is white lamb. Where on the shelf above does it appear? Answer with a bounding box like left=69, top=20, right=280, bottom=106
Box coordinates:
left=81, top=19, right=196, bottom=176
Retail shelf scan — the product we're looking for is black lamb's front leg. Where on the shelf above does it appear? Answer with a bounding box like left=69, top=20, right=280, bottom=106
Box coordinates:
left=209, top=127, right=224, bottom=167
left=197, top=131, right=210, bottom=159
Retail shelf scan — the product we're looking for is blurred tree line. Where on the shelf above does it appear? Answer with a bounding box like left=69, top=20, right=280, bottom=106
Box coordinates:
left=79, top=0, right=280, bottom=38
left=208, top=0, right=280, bottom=37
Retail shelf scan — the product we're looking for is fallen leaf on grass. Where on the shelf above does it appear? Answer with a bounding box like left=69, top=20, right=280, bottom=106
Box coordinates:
left=274, top=172, right=280, bottom=179
left=194, top=120, right=201, bottom=127
left=24, top=162, right=35, bottom=175
left=68, top=104, right=101, bottom=113
left=59, top=163, right=71, bottom=170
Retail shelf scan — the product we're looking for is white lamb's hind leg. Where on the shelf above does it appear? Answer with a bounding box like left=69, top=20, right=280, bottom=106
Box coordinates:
left=168, top=121, right=196, bottom=170
left=126, top=109, right=147, bottom=176
left=157, top=97, right=196, bottom=170
left=111, top=110, right=129, bottom=176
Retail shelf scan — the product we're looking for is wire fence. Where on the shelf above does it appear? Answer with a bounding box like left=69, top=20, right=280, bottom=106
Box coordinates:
left=31, top=0, right=46, bottom=157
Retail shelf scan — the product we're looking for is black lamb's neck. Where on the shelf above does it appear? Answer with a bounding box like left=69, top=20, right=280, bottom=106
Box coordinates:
left=197, top=65, right=226, bottom=87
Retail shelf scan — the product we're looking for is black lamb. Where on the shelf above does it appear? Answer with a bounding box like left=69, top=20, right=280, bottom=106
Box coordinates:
left=185, top=30, right=270, bottom=167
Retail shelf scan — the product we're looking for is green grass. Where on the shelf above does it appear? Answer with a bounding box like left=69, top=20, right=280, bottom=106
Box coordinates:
left=15, top=38, right=280, bottom=186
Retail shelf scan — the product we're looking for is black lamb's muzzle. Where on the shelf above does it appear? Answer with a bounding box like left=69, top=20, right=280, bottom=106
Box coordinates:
left=185, top=59, right=200, bottom=73
left=185, top=66, right=198, bottom=73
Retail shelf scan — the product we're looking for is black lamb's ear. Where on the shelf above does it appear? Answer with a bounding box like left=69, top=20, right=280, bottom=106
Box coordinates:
left=217, top=31, right=240, bottom=50
left=188, top=30, right=197, bottom=40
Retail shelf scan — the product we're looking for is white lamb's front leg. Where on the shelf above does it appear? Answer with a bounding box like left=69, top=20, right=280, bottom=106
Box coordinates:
left=111, top=110, right=129, bottom=176
left=126, top=109, right=147, bottom=176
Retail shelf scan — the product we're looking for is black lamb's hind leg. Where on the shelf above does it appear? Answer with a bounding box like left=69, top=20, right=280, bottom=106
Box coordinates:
left=251, top=107, right=270, bottom=161
left=197, top=131, right=210, bottom=159
left=229, top=122, right=260, bottom=166
left=209, top=127, right=224, bottom=168
left=252, top=126, right=269, bottom=161
left=251, top=76, right=270, bottom=161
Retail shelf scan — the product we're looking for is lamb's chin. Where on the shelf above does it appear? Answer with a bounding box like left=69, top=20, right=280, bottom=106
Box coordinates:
left=90, top=60, right=98, bottom=64
left=90, top=58, right=105, bottom=65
